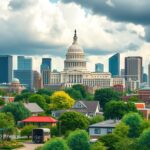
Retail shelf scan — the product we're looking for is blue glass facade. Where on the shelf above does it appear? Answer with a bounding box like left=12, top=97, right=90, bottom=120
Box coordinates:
left=109, top=53, right=120, bottom=77
left=143, top=73, right=147, bottom=83
left=0, top=55, right=12, bottom=83
left=18, top=56, right=32, bottom=70
left=95, top=63, right=104, bottom=72
left=41, top=58, right=52, bottom=72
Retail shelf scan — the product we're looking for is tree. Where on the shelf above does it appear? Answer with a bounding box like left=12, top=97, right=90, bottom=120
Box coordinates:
left=0, top=89, right=6, bottom=96
left=2, top=102, right=31, bottom=122
left=67, top=130, right=90, bottom=150
left=104, top=101, right=137, bottom=119
left=100, top=134, right=120, bottom=150
left=37, top=88, right=53, bottom=96
left=89, top=115, right=104, bottom=125
left=14, top=92, right=31, bottom=102
left=0, top=98, right=5, bottom=106
left=42, top=138, right=69, bottom=150
left=0, top=112, right=15, bottom=140
left=59, top=111, right=89, bottom=134
left=122, top=112, right=143, bottom=138
left=50, top=91, right=75, bottom=110
left=65, top=88, right=83, bottom=100
left=138, top=128, right=150, bottom=150
left=72, top=84, right=87, bottom=98
left=94, top=88, right=121, bottom=109
left=113, top=122, right=129, bottom=138
left=21, top=125, right=37, bottom=139
left=128, top=96, right=140, bottom=102
left=28, top=94, right=48, bottom=111
left=90, top=141, right=106, bottom=150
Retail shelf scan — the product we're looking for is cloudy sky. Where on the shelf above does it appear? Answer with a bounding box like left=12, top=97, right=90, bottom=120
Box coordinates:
left=0, top=0, right=150, bottom=73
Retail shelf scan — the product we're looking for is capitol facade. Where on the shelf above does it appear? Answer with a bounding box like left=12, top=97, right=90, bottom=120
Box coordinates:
left=42, top=30, right=125, bottom=90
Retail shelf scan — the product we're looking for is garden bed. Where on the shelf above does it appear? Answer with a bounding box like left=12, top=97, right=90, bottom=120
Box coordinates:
left=0, top=140, right=23, bottom=149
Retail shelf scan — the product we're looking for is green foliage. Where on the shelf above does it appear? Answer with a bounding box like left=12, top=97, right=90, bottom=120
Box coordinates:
left=0, top=112, right=15, bottom=140
left=43, top=138, right=69, bottom=150
left=89, top=115, right=104, bottom=125
left=104, top=101, right=137, bottom=119
left=113, top=122, right=129, bottom=138
left=14, top=92, right=31, bottom=102
left=50, top=91, right=75, bottom=110
left=72, top=84, right=87, bottom=98
left=0, top=98, right=5, bottom=106
left=138, top=128, right=150, bottom=150
left=28, top=94, right=48, bottom=111
left=59, top=111, right=89, bottom=134
left=90, top=141, right=106, bottom=150
left=67, top=130, right=90, bottom=150
left=128, top=96, right=139, bottom=102
left=65, top=88, right=83, bottom=100
left=122, top=112, right=143, bottom=138
left=86, top=93, right=94, bottom=101
left=100, top=134, right=120, bottom=150
left=50, top=126, right=59, bottom=137
left=21, top=125, right=37, bottom=139
left=37, top=89, right=53, bottom=96
left=0, top=89, right=6, bottom=96
left=2, top=102, right=31, bottom=122
left=94, top=88, right=121, bottom=109
left=0, top=140, right=23, bottom=149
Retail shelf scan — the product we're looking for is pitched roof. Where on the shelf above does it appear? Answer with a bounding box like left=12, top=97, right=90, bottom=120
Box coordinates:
left=89, top=120, right=120, bottom=128
left=23, top=103, right=44, bottom=113
left=135, top=103, right=145, bottom=109
left=72, top=100, right=100, bottom=113
left=21, top=116, right=57, bottom=123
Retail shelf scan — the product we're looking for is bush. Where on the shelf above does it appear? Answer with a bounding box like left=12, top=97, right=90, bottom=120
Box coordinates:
left=90, top=141, right=106, bottom=150
left=0, top=98, right=5, bottom=106
left=21, top=125, right=37, bottom=139
left=42, top=138, right=69, bottom=150
left=0, top=141, right=23, bottom=149
left=89, top=115, right=104, bottom=124
left=67, top=130, right=90, bottom=150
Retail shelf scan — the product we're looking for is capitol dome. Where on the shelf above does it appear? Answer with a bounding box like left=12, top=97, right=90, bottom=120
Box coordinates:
left=12, top=78, right=20, bottom=84
left=64, top=30, right=87, bottom=71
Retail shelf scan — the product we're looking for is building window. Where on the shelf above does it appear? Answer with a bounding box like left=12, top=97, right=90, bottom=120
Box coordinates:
left=94, top=128, right=101, bottom=134
left=107, top=128, right=112, bottom=134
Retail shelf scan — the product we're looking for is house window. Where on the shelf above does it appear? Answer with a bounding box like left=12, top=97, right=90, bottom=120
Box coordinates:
left=94, top=128, right=101, bottom=134
left=107, top=128, right=112, bottom=134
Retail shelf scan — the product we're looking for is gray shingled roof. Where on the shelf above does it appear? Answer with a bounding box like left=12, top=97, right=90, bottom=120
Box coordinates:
left=23, top=103, right=44, bottom=113
left=89, top=120, right=120, bottom=128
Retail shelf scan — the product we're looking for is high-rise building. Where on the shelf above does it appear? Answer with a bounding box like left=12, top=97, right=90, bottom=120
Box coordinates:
left=18, top=56, right=32, bottom=70
left=148, top=64, right=150, bottom=86
left=0, top=55, right=12, bottom=83
left=33, top=71, right=43, bottom=90
left=121, top=69, right=125, bottom=77
left=143, top=73, right=148, bottom=83
left=41, top=58, right=51, bottom=72
left=109, top=53, right=120, bottom=77
left=125, top=57, right=142, bottom=82
left=14, top=56, right=33, bottom=89
left=95, top=63, right=104, bottom=72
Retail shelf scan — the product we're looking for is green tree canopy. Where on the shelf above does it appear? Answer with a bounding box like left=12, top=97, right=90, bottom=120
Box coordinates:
left=50, top=91, right=75, bottom=110
left=59, top=111, right=89, bottom=134
left=65, top=88, right=83, bottom=100
left=0, top=98, right=5, bottom=106
left=2, top=102, right=31, bottom=122
left=138, top=128, right=150, bottom=150
left=42, top=138, right=69, bottom=150
left=72, top=84, right=87, bottom=98
left=28, top=94, right=48, bottom=111
left=122, top=112, right=143, bottom=138
left=0, top=112, right=15, bottom=140
left=14, top=92, right=31, bottom=102
left=37, top=88, right=53, bottom=96
left=90, top=141, right=106, bottom=150
left=89, top=115, right=104, bottom=125
left=104, top=101, right=137, bottom=119
left=21, top=125, right=37, bottom=139
left=94, top=88, right=121, bottom=109
left=67, top=130, right=90, bottom=150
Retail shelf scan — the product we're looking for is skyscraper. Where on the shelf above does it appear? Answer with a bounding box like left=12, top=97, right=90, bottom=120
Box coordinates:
left=41, top=58, right=51, bottom=72
left=95, top=63, right=104, bottom=72
left=0, top=55, right=12, bottom=83
left=148, top=64, right=150, bottom=86
left=14, top=56, right=33, bottom=89
left=125, top=57, right=142, bottom=82
left=143, top=73, right=148, bottom=83
left=109, top=53, right=120, bottom=77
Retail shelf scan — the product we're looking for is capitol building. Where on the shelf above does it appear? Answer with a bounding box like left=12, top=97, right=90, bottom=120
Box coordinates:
left=42, top=30, right=125, bottom=90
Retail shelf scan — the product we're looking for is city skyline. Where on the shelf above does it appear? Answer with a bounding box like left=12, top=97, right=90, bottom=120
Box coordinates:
left=0, top=0, right=150, bottom=73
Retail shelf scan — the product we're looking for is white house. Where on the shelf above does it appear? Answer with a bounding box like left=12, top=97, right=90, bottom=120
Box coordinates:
left=89, top=120, right=120, bottom=139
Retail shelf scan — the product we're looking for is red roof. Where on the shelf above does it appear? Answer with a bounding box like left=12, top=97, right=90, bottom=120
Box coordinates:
left=135, top=103, right=145, bottom=109
left=21, top=116, right=57, bottom=123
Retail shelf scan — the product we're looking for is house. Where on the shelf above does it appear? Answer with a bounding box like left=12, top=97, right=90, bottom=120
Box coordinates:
left=23, top=103, right=44, bottom=116
left=21, top=116, right=57, bottom=127
left=51, top=100, right=102, bottom=118
left=89, top=120, right=120, bottom=139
